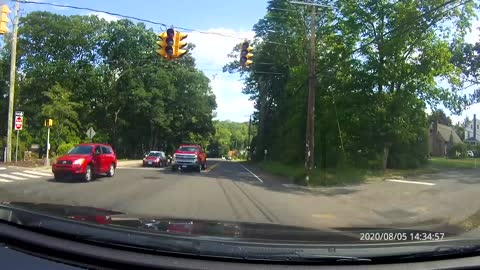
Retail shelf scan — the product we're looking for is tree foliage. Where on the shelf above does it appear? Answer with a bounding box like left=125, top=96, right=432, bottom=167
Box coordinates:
left=224, top=0, right=478, bottom=169
left=0, top=12, right=217, bottom=158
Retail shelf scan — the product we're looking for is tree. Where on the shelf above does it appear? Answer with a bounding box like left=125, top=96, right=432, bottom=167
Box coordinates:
left=224, top=0, right=477, bottom=170
left=427, top=109, right=453, bottom=126
left=2, top=11, right=217, bottom=159
left=41, top=83, right=81, bottom=151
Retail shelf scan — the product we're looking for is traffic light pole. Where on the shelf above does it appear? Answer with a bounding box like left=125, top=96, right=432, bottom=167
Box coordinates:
left=44, top=126, right=50, bottom=167
left=6, top=0, right=19, bottom=163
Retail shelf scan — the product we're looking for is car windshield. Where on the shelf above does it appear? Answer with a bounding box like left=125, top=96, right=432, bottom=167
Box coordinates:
left=178, top=147, right=199, bottom=152
left=2, top=0, right=480, bottom=263
left=67, top=146, right=93, bottom=155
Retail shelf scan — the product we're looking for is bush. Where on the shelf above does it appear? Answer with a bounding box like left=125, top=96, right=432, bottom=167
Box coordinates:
left=56, top=143, right=76, bottom=156
left=447, top=143, right=467, bottom=159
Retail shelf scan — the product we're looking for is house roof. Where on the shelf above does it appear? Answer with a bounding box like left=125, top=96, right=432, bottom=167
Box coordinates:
left=436, top=123, right=462, bottom=144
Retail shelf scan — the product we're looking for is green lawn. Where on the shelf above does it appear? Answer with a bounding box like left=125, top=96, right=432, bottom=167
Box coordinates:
left=257, top=161, right=368, bottom=186
left=429, top=157, right=480, bottom=169
left=256, top=161, right=442, bottom=187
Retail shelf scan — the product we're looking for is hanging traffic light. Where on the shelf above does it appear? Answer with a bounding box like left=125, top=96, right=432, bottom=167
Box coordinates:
left=174, top=31, right=188, bottom=58
left=156, top=32, right=169, bottom=59
left=240, top=41, right=253, bottom=67
left=0, top=4, right=11, bottom=35
left=156, top=28, right=175, bottom=59
left=165, top=28, right=175, bottom=57
left=157, top=28, right=188, bottom=60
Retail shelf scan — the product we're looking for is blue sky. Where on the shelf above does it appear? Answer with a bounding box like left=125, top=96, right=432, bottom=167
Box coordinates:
left=13, top=0, right=268, bottom=122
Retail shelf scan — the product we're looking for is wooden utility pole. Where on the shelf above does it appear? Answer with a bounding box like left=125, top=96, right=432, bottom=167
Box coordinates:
left=6, top=0, right=19, bottom=163
left=290, top=0, right=333, bottom=183
left=305, top=4, right=317, bottom=180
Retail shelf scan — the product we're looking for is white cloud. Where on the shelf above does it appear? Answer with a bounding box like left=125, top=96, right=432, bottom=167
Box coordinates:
left=188, top=27, right=255, bottom=69
left=86, top=11, right=119, bottom=22
left=188, top=28, right=255, bottom=122
left=209, top=74, right=254, bottom=122
left=465, top=18, right=480, bottom=44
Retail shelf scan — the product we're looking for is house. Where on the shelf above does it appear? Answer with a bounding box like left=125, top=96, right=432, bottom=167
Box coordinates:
left=464, top=114, right=480, bottom=144
left=429, top=122, right=462, bottom=157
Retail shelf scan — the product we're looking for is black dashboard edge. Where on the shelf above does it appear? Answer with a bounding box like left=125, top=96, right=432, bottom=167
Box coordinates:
left=2, top=222, right=480, bottom=270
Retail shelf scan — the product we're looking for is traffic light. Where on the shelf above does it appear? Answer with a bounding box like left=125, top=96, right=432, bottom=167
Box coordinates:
left=0, top=4, right=10, bottom=35
left=240, top=41, right=253, bottom=67
left=157, top=29, right=175, bottom=59
left=44, top=119, right=53, bottom=127
left=156, top=32, right=168, bottom=59
left=174, top=31, right=188, bottom=58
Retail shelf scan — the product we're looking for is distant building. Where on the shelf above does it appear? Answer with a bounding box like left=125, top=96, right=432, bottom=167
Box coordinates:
left=429, top=122, right=462, bottom=157
left=464, top=114, right=480, bottom=144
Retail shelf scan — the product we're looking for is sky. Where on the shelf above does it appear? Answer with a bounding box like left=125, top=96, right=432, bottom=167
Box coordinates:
left=5, top=0, right=480, bottom=124
left=13, top=0, right=267, bottom=123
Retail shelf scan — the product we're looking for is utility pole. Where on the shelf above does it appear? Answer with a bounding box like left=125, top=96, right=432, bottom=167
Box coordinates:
left=6, top=0, right=19, bottom=163
left=305, top=4, right=316, bottom=181
left=290, top=0, right=333, bottom=183
left=247, top=115, right=252, bottom=161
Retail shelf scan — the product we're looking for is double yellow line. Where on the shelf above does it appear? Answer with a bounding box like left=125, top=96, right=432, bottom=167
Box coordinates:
left=204, top=162, right=219, bottom=173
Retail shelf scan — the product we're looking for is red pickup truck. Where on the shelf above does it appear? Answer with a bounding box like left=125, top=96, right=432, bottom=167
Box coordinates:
left=171, top=144, right=207, bottom=172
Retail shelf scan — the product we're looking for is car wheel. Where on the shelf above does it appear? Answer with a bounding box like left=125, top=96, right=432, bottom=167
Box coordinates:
left=84, top=165, right=93, bottom=182
left=171, top=165, right=178, bottom=172
left=197, top=165, right=202, bottom=172
left=107, top=163, right=115, bottom=177
left=201, top=163, right=207, bottom=170
left=53, top=173, right=61, bottom=181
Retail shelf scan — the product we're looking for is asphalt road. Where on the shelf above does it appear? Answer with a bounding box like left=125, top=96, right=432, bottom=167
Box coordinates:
left=1, top=160, right=480, bottom=233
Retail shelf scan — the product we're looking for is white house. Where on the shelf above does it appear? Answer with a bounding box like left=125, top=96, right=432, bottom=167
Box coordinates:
left=464, top=114, right=480, bottom=143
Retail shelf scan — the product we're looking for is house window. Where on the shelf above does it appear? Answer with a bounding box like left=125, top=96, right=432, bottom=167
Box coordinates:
left=468, top=131, right=471, bottom=138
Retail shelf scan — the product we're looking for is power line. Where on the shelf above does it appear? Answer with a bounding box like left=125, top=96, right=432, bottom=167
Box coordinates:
left=12, top=0, right=250, bottom=40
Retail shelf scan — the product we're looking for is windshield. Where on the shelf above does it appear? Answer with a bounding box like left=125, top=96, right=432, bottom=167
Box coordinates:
left=67, top=146, right=93, bottom=155
left=178, top=147, right=199, bottom=152
left=1, top=0, right=480, bottom=263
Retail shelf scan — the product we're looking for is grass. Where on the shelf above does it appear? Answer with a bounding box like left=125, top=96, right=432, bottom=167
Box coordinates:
left=429, top=157, right=480, bottom=169
left=257, top=161, right=445, bottom=187
left=257, top=161, right=368, bottom=187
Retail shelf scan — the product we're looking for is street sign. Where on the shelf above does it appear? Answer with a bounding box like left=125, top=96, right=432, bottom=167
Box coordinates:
left=86, top=127, right=96, bottom=139
left=14, top=115, right=23, bottom=130
left=15, top=111, right=23, bottom=117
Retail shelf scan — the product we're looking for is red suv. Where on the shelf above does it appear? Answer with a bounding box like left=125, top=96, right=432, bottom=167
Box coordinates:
left=52, top=143, right=117, bottom=182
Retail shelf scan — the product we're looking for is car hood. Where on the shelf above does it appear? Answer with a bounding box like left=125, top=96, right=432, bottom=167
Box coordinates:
left=0, top=201, right=464, bottom=243
left=174, top=151, right=198, bottom=155
left=57, top=154, right=90, bottom=161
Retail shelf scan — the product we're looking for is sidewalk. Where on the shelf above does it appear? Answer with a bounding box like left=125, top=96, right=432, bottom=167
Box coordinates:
left=116, top=160, right=142, bottom=168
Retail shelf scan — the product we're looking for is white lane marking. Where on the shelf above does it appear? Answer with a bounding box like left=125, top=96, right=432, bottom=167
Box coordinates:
left=240, top=164, right=264, bottom=183
left=0, top=174, right=28, bottom=180
left=0, top=177, right=13, bottom=183
left=23, top=170, right=52, bottom=177
left=386, top=179, right=435, bottom=186
left=12, top=172, right=42, bottom=178
left=0, top=167, right=6, bottom=170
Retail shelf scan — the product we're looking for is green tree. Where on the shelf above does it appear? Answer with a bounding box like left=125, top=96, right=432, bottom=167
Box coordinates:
left=224, top=0, right=476, bottom=170
left=41, top=83, right=81, bottom=150
left=427, top=109, right=453, bottom=126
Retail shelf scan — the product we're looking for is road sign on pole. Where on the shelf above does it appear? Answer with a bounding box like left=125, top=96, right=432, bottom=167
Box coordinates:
left=86, top=127, right=96, bottom=142
left=14, top=111, right=23, bottom=131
